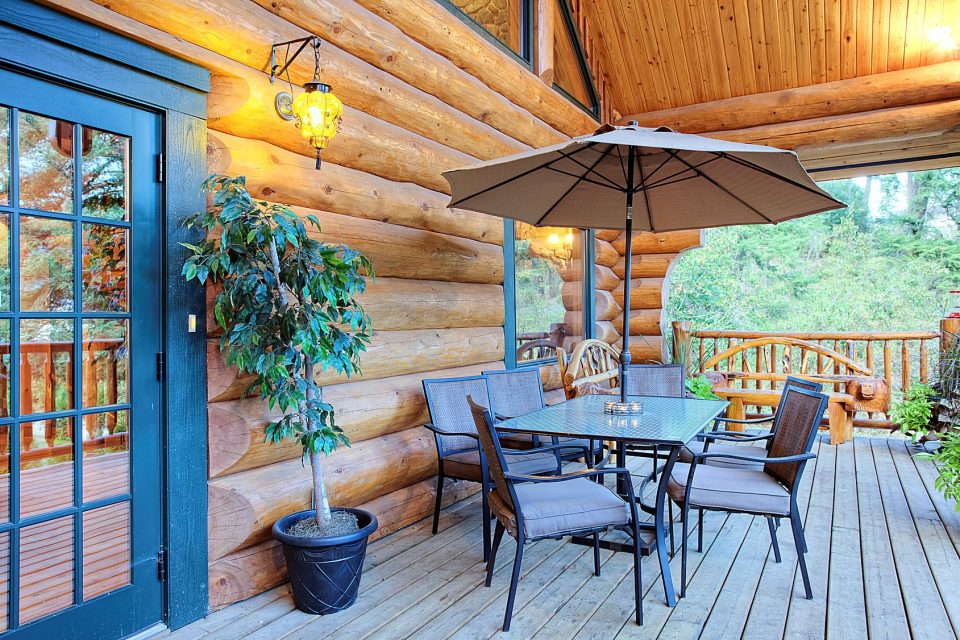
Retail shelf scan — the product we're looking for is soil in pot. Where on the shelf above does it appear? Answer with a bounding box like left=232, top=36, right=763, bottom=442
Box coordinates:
left=286, top=511, right=358, bottom=537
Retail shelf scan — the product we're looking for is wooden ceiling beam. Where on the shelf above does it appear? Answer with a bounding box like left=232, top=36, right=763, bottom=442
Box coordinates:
left=619, top=60, right=960, bottom=132
left=706, top=98, right=960, bottom=150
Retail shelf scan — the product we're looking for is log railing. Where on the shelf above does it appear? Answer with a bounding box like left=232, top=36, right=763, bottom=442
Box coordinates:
left=0, top=339, right=126, bottom=452
left=687, top=328, right=941, bottom=429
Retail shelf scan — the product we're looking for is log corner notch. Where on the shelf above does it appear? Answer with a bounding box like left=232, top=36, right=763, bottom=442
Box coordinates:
left=535, top=0, right=556, bottom=85
left=608, top=230, right=704, bottom=362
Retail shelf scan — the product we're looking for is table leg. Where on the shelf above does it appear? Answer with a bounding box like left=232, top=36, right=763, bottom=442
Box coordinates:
left=655, top=446, right=680, bottom=607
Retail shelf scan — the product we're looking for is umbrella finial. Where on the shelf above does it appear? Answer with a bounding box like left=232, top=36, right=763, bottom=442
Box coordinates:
left=627, top=120, right=638, bottom=126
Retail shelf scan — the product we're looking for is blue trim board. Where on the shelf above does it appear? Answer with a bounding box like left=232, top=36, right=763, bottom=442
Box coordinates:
left=503, top=219, right=518, bottom=370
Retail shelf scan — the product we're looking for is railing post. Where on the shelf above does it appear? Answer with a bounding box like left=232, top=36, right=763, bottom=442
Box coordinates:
left=671, top=321, right=691, bottom=370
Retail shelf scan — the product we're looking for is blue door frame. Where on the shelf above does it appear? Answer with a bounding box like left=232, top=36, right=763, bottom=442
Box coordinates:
left=0, top=0, right=209, bottom=633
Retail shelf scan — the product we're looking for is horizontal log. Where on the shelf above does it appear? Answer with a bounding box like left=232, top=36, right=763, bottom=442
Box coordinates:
left=207, top=428, right=437, bottom=560
left=207, top=361, right=503, bottom=478
left=711, top=100, right=960, bottom=151
left=594, top=229, right=622, bottom=242
left=612, top=279, right=665, bottom=310
left=562, top=311, right=631, bottom=339
left=594, top=239, right=619, bottom=267
left=798, top=131, right=960, bottom=170
left=612, top=254, right=677, bottom=279
left=208, top=132, right=502, bottom=245
left=208, top=279, right=504, bottom=336
left=594, top=289, right=621, bottom=322
left=611, top=310, right=664, bottom=336
left=352, top=0, right=598, bottom=137
left=208, top=72, right=473, bottom=194
left=627, top=340, right=666, bottom=364
left=623, top=61, right=960, bottom=133
left=208, top=327, right=505, bottom=402
left=252, top=0, right=565, bottom=149
left=558, top=262, right=619, bottom=291
left=85, top=0, right=525, bottom=159
left=39, top=0, right=481, bottom=194
left=809, top=155, right=960, bottom=182
left=539, top=363, right=562, bottom=392
left=594, top=321, right=620, bottom=344
left=207, top=475, right=477, bottom=608
left=612, top=231, right=703, bottom=255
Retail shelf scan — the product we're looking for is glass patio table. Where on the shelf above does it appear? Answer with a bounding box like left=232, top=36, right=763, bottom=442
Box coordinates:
left=496, top=393, right=729, bottom=606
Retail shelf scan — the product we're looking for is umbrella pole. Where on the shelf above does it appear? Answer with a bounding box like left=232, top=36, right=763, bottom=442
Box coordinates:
left=620, top=147, right=635, bottom=404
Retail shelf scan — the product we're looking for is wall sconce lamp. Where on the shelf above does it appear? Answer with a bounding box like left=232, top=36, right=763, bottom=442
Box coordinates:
left=546, top=231, right=575, bottom=266
left=270, top=36, right=343, bottom=169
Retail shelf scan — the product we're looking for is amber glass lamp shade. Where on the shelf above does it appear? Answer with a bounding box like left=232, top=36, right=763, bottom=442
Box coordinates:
left=291, top=81, right=343, bottom=169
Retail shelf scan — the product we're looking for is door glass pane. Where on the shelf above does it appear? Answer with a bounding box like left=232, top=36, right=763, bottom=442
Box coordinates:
left=18, top=112, right=74, bottom=214
left=0, top=425, right=8, bottom=524
left=0, top=107, right=9, bottom=206
left=514, top=222, right=582, bottom=362
left=82, top=320, right=127, bottom=408
left=21, top=319, right=74, bottom=414
left=20, top=215, right=74, bottom=312
left=0, top=531, right=8, bottom=632
left=83, top=501, right=130, bottom=600
left=82, top=224, right=127, bottom=312
left=83, top=410, right=128, bottom=503
left=20, top=417, right=73, bottom=519
left=82, top=128, right=128, bottom=221
left=20, top=516, right=74, bottom=624
left=0, top=214, right=10, bottom=311
left=0, top=318, right=9, bottom=417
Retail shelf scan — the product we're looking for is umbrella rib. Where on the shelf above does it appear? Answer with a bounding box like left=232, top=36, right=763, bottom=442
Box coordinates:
left=641, top=153, right=675, bottom=184
left=718, top=153, right=846, bottom=208
left=660, top=149, right=775, bottom=224
left=545, top=165, right=623, bottom=190
left=558, top=147, right=625, bottom=189
left=533, top=144, right=618, bottom=226
left=644, top=156, right=722, bottom=189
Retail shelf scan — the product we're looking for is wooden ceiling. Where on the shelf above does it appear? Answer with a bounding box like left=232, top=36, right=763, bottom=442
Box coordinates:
left=583, top=0, right=960, bottom=116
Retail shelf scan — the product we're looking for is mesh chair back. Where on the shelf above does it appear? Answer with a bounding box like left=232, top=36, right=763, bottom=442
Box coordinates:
left=483, top=369, right=545, bottom=419
left=468, top=396, right=516, bottom=513
left=764, top=387, right=829, bottom=491
left=423, top=376, right=489, bottom=455
left=764, top=376, right=825, bottom=451
left=624, top=364, right=685, bottom=398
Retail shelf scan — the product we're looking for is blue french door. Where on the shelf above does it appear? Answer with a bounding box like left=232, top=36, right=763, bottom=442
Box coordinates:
left=0, top=70, right=163, bottom=638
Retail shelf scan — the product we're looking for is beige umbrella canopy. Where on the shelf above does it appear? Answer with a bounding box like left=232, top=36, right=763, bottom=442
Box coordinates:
left=443, top=122, right=845, bottom=404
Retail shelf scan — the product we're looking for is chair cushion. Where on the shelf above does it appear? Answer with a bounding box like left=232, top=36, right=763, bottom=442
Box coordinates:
left=667, top=463, right=791, bottom=516
left=680, top=441, right=768, bottom=470
left=490, top=478, right=630, bottom=541
left=443, top=449, right=558, bottom=482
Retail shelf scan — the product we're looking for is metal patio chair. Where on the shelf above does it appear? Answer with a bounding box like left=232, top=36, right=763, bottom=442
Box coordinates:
left=669, top=376, right=825, bottom=556
left=667, top=386, right=829, bottom=599
left=466, top=397, right=644, bottom=631
left=622, top=363, right=686, bottom=480
left=482, top=368, right=606, bottom=465
left=422, top=376, right=588, bottom=562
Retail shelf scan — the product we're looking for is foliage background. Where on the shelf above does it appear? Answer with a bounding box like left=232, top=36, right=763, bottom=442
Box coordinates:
left=668, top=168, right=960, bottom=335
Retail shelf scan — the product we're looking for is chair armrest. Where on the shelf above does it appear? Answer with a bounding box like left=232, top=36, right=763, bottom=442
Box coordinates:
left=421, top=423, right=479, bottom=440
left=703, top=430, right=774, bottom=443
left=502, top=442, right=590, bottom=459
left=504, top=466, right=630, bottom=484
left=694, top=451, right=816, bottom=464
left=714, top=415, right=775, bottom=426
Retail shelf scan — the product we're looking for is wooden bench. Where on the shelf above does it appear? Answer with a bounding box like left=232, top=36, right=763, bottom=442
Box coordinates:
left=558, top=339, right=621, bottom=400
left=700, top=337, right=890, bottom=445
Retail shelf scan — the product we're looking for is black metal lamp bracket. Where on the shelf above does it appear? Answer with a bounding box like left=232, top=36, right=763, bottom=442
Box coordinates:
left=269, top=36, right=322, bottom=84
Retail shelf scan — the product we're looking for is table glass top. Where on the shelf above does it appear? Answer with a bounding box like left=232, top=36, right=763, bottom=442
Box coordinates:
left=496, top=394, right=729, bottom=446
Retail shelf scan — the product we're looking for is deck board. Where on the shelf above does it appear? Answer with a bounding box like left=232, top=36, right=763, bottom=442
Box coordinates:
left=164, top=436, right=960, bottom=640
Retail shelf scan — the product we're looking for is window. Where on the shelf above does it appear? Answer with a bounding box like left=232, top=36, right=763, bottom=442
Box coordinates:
left=444, top=0, right=532, bottom=62
left=508, top=221, right=592, bottom=366
left=552, top=0, right=598, bottom=114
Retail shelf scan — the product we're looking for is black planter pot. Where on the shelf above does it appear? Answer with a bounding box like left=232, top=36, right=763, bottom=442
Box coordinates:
left=273, top=507, right=378, bottom=614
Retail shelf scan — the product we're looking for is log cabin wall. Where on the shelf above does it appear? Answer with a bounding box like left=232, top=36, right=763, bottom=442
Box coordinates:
left=32, top=0, right=639, bottom=609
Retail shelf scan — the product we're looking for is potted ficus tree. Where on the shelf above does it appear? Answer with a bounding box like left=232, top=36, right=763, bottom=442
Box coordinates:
left=182, top=175, right=376, bottom=614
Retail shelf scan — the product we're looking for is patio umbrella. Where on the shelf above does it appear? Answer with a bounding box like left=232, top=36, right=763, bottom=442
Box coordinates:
left=442, top=122, right=845, bottom=406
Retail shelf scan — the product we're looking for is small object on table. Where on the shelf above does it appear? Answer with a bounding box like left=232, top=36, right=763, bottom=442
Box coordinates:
left=604, top=400, right=643, bottom=415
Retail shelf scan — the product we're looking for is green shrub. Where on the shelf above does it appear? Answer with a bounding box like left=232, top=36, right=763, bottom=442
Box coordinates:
left=891, top=382, right=936, bottom=442
left=920, top=431, right=960, bottom=511
left=685, top=375, right=719, bottom=400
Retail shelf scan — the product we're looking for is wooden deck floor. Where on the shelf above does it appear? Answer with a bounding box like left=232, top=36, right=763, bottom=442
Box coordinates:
left=165, top=436, right=960, bottom=640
